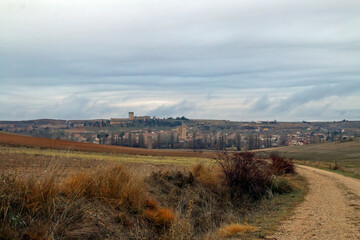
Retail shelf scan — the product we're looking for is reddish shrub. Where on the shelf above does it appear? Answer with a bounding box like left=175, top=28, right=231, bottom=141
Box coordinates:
left=217, top=152, right=272, bottom=199
left=270, top=153, right=295, bottom=175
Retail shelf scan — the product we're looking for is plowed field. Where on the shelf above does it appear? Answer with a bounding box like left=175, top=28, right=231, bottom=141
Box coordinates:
left=0, top=132, right=215, bottom=158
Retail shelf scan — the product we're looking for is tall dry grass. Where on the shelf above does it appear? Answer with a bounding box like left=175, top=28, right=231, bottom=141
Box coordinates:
left=0, top=162, right=156, bottom=239
left=192, top=163, right=222, bottom=189
left=0, top=163, right=86, bottom=239
left=63, top=165, right=146, bottom=211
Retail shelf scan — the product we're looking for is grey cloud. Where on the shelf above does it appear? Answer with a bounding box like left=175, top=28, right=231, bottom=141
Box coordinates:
left=1, top=0, right=360, bottom=120
left=273, top=82, right=360, bottom=113
left=36, top=95, right=118, bottom=120
left=274, top=103, right=354, bottom=122
left=251, top=95, right=272, bottom=112
left=146, top=101, right=196, bottom=118
left=2, top=0, right=360, bottom=82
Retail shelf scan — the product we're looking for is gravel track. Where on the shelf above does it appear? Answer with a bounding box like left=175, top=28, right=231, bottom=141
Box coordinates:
left=269, top=165, right=360, bottom=240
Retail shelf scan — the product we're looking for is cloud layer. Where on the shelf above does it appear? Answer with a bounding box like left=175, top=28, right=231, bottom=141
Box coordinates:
left=1, top=0, right=359, bottom=121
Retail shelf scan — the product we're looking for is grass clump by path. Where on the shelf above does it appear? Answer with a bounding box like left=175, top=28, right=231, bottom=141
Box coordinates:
left=0, top=151, right=306, bottom=239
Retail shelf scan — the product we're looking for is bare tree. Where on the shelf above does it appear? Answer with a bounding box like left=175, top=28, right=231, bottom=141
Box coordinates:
left=264, top=133, right=272, bottom=148
left=279, top=134, right=288, bottom=146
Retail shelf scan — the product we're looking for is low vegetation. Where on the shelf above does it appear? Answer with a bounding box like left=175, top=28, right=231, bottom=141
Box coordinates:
left=0, top=141, right=305, bottom=239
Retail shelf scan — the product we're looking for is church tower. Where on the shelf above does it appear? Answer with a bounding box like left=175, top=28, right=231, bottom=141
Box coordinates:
left=129, top=112, right=134, bottom=120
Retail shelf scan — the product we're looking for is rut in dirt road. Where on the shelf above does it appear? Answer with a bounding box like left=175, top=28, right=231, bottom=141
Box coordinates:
left=269, top=165, right=360, bottom=240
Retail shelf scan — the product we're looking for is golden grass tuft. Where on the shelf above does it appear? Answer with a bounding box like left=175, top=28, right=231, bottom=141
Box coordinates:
left=192, top=163, right=222, bottom=189
left=0, top=164, right=86, bottom=239
left=12, top=164, right=61, bottom=216
left=144, top=207, right=175, bottom=227
left=62, top=165, right=146, bottom=210
left=217, top=223, right=257, bottom=238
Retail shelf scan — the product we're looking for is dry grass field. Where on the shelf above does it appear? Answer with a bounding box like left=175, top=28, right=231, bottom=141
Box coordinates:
left=0, top=133, right=307, bottom=239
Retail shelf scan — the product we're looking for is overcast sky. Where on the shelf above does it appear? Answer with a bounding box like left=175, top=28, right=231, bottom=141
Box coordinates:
left=1, top=0, right=359, bottom=121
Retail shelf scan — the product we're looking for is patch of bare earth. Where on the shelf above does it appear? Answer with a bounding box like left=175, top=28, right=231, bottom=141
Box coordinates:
left=269, top=165, right=360, bottom=240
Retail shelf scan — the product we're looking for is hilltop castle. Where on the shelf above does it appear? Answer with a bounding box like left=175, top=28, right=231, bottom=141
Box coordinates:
left=110, top=112, right=151, bottom=124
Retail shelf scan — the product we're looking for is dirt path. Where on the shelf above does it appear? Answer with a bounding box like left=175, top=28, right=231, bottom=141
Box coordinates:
left=269, top=165, right=360, bottom=240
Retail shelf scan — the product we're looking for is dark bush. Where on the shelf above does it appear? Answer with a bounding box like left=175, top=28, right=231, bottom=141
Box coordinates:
left=270, top=153, right=295, bottom=175
left=217, top=152, right=272, bottom=200
left=150, top=171, right=194, bottom=189
left=331, top=161, right=344, bottom=171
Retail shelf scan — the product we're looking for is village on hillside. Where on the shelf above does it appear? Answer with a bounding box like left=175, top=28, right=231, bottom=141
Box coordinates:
left=1, top=112, right=359, bottom=151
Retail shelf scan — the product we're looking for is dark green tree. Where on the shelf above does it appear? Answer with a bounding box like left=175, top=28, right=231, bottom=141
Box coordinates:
left=128, top=132, right=133, bottom=147
left=138, top=133, right=145, bottom=148
left=235, top=132, right=241, bottom=151
left=170, top=132, right=175, bottom=149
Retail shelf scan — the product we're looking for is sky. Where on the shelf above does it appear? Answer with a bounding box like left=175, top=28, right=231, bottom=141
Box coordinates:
left=1, top=0, right=360, bottom=121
